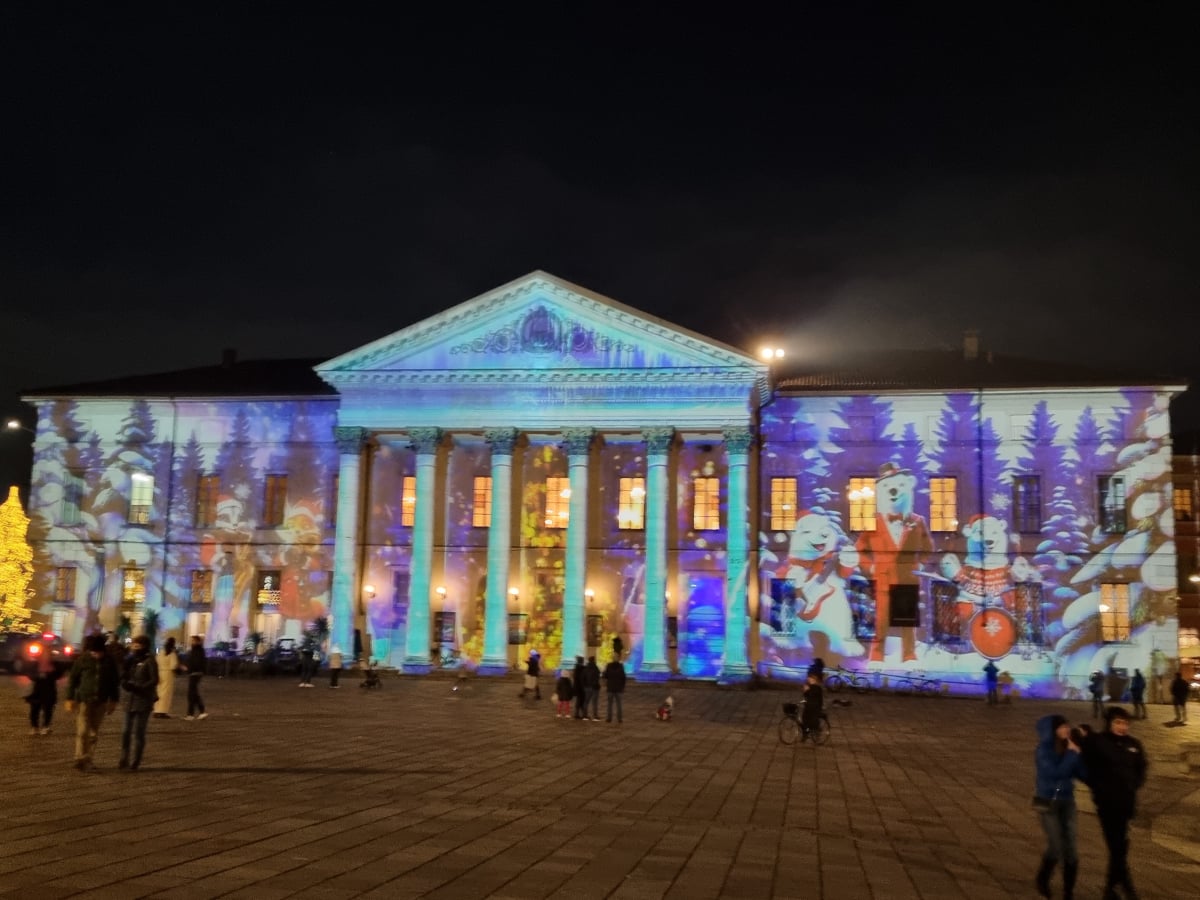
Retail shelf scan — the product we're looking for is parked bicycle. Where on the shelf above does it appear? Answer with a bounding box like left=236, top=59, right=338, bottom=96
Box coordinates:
left=824, top=666, right=874, bottom=694
left=778, top=701, right=831, bottom=746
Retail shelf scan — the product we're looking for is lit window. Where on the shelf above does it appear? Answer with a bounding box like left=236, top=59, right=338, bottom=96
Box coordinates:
left=929, top=477, right=958, bottom=533
left=847, top=477, right=876, bottom=532
left=1012, top=475, right=1042, bottom=533
left=473, top=476, right=492, bottom=528
left=61, top=470, right=84, bottom=526
left=54, top=567, right=76, bottom=604
left=1099, top=582, right=1131, bottom=642
left=122, top=568, right=145, bottom=604
left=129, top=472, right=154, bottom=525
left=545, top=477, right=570, bottom=529
left=769, top=477, right=797, bottom=531
left=190, top=570, right=213, bottom=605
left=262, top=475, right=287, bottom=527
left=1098, top=475, right=1127, bottom=534
left=256, top=570, right=281, bottom=607
left=1175, top=486, right=1195, bottom=522
left=196, top=475, right=220, bottom=527
left=693, top=477, right=720, bottom=531
left=402, top=476, right=417, bottom=527
left=618, top=477, right=646, bottom=530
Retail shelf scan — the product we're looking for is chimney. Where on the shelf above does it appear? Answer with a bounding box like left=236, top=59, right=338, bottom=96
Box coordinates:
left=963, top=329, right=979, bottom=361
left=222, top=348, right=237, bottom=369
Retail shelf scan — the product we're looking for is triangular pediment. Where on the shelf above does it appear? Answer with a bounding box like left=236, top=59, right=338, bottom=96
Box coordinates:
left=316, top=271, right=763, bottom=380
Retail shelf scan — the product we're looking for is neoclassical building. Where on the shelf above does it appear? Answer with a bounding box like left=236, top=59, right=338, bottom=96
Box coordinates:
left=21, top=272, right=1187, bottom=696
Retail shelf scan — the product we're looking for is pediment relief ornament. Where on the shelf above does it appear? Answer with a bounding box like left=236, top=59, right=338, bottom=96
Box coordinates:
left=449, top=305, right=634, bottom=358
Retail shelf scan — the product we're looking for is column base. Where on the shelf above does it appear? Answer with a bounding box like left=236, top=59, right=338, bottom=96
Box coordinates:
left=402, top=659, right=432, bottom=675
left=636, top=660, right=672, bottom=682
left=476, top=662, right=511, bottom=676
left=717, top=662, right=754, bottom=685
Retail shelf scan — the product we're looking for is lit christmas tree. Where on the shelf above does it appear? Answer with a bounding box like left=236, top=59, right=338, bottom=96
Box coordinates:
left=0, top=486, right=35, bottom=629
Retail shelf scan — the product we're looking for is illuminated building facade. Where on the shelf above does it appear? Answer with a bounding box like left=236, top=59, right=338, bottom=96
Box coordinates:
left=21, top=272, right=1186, bottom=696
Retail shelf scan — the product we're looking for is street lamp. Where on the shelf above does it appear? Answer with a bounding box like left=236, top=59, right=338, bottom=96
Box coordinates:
left=5, top=419, right=33, bottom=435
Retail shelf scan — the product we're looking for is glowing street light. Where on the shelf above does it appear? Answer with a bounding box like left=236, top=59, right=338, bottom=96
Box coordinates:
left=759, top=347, right=785, bottom=361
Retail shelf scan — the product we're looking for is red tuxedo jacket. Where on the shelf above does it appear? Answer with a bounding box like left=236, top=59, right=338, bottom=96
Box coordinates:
left=855, top=512, right=933, bottom=587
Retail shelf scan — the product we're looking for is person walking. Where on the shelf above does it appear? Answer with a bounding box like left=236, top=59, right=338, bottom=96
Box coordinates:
left=184, top=635, right=208, bottom=720
left=572, top=656, right=587, bottom=719
left=521, top=649, right=541, bottom=700
left=299, top=643, right=315, bottom=687
left=1078, top=707, right=1147, bottom=900
left=1089, top=670, right=1105, bottom=719
left=603, top=655, right=626, bottom=724
left=119, top=635, right=159, bottom=772
left=1129, top=669, right=1147, bottom=720
left=152, top=637, right=179, bottom=719
left=1170, top=671, right=1189, bottom=724
left=983, top=660, right=1000, bottom=706
left=1033, top=714, right=1085, bottom=899
left=584, top=656, right=602, bottom=721
left=64, top=634, right=120, bottom=771
left=27, top=641, right=59, bottom=735
left=328, top=645, right=344, bottom=688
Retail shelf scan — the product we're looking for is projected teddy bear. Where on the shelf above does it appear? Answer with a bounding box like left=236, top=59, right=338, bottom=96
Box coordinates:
left=779, top=510, right=865, bottom=657
left=854, top=463, right=933, bottom=663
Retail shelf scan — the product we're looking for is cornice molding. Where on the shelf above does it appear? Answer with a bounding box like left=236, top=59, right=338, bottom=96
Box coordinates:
left=323, top=368, right=759, bottom=388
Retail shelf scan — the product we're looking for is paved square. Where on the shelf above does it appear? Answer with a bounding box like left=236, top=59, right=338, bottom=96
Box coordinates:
left=3, top=671, right=1199, bottom=899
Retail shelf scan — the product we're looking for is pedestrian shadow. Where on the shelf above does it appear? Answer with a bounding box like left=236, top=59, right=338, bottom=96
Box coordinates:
left=1163, top=721, right=1189, bottom=728
left=151, top=766, right=402, bottom=775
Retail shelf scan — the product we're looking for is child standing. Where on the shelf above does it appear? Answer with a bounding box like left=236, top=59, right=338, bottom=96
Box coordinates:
left=555, top=670, right=574, bottom=718
left=27, top=646, right=58, bottom=735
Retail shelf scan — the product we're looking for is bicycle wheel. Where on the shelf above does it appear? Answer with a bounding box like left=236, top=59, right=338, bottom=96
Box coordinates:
left=825, top=674, right=844, bottom=693
left=850, top=674, right=873, bottom=694
left=813, top=714, right=831, bottom=745
left=778, top=715, right=801, bottom=745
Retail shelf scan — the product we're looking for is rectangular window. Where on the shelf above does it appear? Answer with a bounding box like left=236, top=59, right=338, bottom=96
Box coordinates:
left=122, top=567, right=145, bottom=605
left=507, top=613, right=528, bottom=645
left=1014, top=582, right=1046, bottom=645
left=929, top=477, right=958, bottom=533
left=848, top=477, right=877, bottom=532
left=402, top=475, right=417, bottom=527
left=256, top=570, right=282, bottom=608
left=262, top=475, right=287, bottom=527
left=769, top=477, right=798, bottom=531
left=190, top=570, right=213, bottom=605
left=1098, top=475, right=1127, bottom=534
left=1099, top=582, right=1131, bottom=642
left=61, top=470, right=84, bottom=526
left=472, top=476, right=493, bottom=527
left=195, top=475, right=220, bottom=527
left=618, top=476, right=646, bottom=530
left=128, top=472, right=154, bottom=525
left=693, top=477, right=720, bottom=531
left=889, top=584, right=920, bottom=627
left=1012, top=475, right=1042, bottom=533
left=392, top=569, right=410, bottom=609
left=545, top=476, right=570, bottom=529
left=54, top=567, right=77, bottom=604
left=1175, top=486, right=1195, bottom=522
left=329, top=473, right=339, bottom=530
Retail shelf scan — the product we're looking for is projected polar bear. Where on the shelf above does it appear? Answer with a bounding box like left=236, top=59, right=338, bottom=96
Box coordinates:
left=940, top=513, right=1033, bottom=607
left=780, top=510, right=866, bottom=657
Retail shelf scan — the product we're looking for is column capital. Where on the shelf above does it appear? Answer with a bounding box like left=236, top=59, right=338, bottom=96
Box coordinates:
left=334, top=426, right=369, bottom=454
left=721, top=425, right=755, bottom=454
left=562, top=427, right=596, bottom=456
left=641, top=426, right=676, bottom=455
left=407, top=427, right=444, bottom=455
left=484, top=427, right=520, bottom=455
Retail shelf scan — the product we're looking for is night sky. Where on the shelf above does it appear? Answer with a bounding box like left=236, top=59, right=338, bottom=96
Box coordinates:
left=2, top=7, right=1198, bottom=489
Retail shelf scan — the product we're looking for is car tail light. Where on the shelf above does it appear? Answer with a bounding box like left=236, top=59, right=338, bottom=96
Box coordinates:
left=42, top=633, right=55, bottom=641
left=28, top=643, right=43, bottom=656
left=64, top=646, right=74, bottom=655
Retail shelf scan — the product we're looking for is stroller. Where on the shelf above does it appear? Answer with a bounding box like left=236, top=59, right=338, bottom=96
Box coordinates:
left=360, top=662, right=382, bottom=690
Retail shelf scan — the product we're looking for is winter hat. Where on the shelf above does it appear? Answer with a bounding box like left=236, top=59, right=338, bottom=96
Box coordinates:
left=1106, top=706, right=1132, bottom=724
left=1048, top=714, right=1068, bottom=731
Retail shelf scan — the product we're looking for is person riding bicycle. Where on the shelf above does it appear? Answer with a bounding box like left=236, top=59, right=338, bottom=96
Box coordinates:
left=801, top=672, right=824, bottom=740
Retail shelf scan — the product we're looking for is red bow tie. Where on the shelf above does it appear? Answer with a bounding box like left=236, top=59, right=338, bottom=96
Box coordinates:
left=887, top=513, right=905, bottom=523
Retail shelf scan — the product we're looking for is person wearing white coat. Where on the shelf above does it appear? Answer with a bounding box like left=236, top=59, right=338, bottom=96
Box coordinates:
left=152, top=637, right=179, bottom=719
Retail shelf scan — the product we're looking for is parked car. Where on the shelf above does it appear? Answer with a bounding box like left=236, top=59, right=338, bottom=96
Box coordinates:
left=272, top=638, right=321, bottom=674
left=0, top=632, right=75, bottom=675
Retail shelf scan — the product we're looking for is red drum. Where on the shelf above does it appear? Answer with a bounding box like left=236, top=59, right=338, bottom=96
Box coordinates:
left=969, top=608, right=1017, bottom=660
left=955, top=599, right=977, bottom=620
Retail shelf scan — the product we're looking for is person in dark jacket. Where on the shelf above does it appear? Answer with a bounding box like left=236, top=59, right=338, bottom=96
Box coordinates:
left=1078, top=706, right=1147, bottom=900
left=800, top=672, right=824, bottom=741
left=1033, top=714, right=1086, bottom=899
left=572, top=656, right=587, bottom=719
left=65, top=633, right=120, bottom=771
left=1170, top=671, right=1189, bottom=723
left=554, top=670, right=573, bottom=718
left=1089, top=670, right=1105, bottom=719
left=27, top=642, right=59, bottom=735
left=521, top=649, right=541, bottom=700
left=584, top=656, right=602, bottom=720
left=1129, top=669, right=1147, bottom=719
left=603, top=657, right=626, bottom=723
left=612, top=635, right=624, bottom=660
left=184, top=635, right=208, bottom=720
left=119, top=635, right=159, bottom=772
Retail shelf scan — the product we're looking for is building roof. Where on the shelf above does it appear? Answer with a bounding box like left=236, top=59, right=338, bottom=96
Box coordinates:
left=775, top=349, right=1187, bottom=393
left=22, top=356, right=337, bottom=399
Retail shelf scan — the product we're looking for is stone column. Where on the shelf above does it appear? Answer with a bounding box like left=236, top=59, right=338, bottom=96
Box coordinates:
left=562, top=428, right=595, bottom=663
left=719, top=425, right=754, bottom=681
left=403, top=427, right=443, bottom=673
left=330, top=426, right=368, bottom=660
left=479, top=427, right=518, bottom=674
left=640, top=426, right=675, bottom=679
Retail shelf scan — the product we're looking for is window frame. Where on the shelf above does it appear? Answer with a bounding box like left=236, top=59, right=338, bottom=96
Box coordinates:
left=54, top=567, right=77, bottom=604
left=401, top=475, right=417, bottom=527
left=847, top=476, right=877, bottom=532
left=545, top=476, right=570, bottom=529
left=121, top=567, right=146, bottom=605
left=128, top=472, right=154, bottom=525
left=929, top=476, right=958, bottom=533
left=195, top=474, right=220, bottom=528
left=1098, top=474, right=1127, bottom=534
left=693, top=476, right=721, bottom=531
left=262, top=474, right=288, bottom=528
left=255, top=569, right=282, bottom=609
left=60, top=470, right=84, bottom=526
left=1099, top=582, right=1131, bottom=642
left=617, top=476, right=646, bottom=530
left=1011, top=474, right=1042, bottom=534
left=190, top=569, right=214, bottom=606
left=769, top=476, right=798, bottom=532
left=1174, top=484, right=1195, bottom=522
left=472, top=475, right=493, bottom=528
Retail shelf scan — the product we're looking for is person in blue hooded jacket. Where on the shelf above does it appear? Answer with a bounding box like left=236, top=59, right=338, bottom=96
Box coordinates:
left=1033, top=714, right=1086, bottom=899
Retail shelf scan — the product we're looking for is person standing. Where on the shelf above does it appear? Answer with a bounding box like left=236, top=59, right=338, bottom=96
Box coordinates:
left=584, top=656, right=602, bottom=721
left=983, top=660, right=1000, bottom=706
left=554, top=669, right=573, bottom=718
left=1089, top=671, right=1105, bottom=719
left=1129, top=669, right=1147, bottom=720
left=572, top=655, right=587, bottom=719
left=184, top=635, right=208, bottom=720
left=1078, top=707, right=1147, bottom=900
left=1170, top=671, right=1189, bottom=724
left=153, top=637, right=179, bottom=719
left=521, top=649, right=541, bottom=700
left=299, top=643, right=315, bottom=687
left=603, top=655, right=626, bottom=724
left=800, top=672, right=824, bottom=741
left=612, top=635, right=624, bottom=661
left=328, top=645, right=344, bottom=688
left=27, top=642, right=59, bottom=735
left=65, top=634, right=120, bottom=771
left=1033, top=714, right=1085, bottom=900
left=119, top=635, right=159, bottom=772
